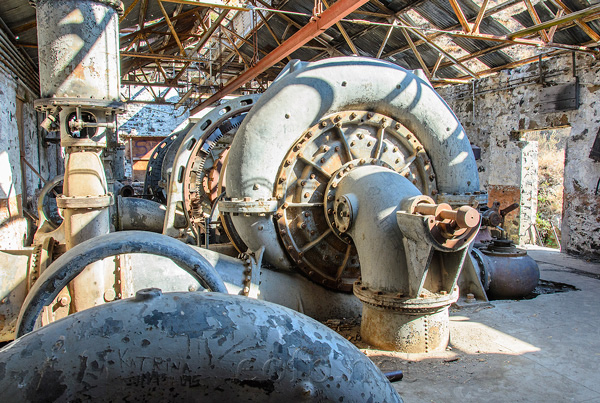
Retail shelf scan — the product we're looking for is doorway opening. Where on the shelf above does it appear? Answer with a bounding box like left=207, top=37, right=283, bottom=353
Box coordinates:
left=521, top=126, right=571, bottom=249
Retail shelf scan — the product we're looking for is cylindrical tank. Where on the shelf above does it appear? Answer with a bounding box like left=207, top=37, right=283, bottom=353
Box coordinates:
left=473, top=239, right=540, bottom=299
left=35, top=0, right=121, bottom=102
left=2, top=291, right=402, bottom=402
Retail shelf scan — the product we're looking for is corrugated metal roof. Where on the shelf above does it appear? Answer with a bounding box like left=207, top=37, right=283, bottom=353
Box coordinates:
left=0, top=0, right=598, bottom=91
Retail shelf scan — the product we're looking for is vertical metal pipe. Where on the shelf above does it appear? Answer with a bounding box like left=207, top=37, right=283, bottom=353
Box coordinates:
left=34, top=0, right=125, bottom=310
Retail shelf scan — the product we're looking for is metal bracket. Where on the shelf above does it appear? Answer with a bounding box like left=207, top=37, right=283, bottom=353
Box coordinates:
left=218, top=199, right=278, bottom=215
left=56, top=193, right=114, bottom=209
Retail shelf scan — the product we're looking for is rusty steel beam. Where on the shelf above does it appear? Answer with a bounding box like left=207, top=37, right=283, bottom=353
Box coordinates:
left=161, top=0, right=250, bottom=11
left=322, top=0, right=359, bottom=55
left=548, top=0, right=600, bottom=42
left=400, top=27, right=430, bottom=77
left=449, top=0, right=472, bottom=32
left=122, top=80, right=185, bottom=87
left=509, top=3, right=600, bottom=38
left=524, top=0, right=550, bottom=42
left=471, top=0, right=489, bottom=33
left=120, top=0, right=142, bottom=23
left=189, top=0, right=370, bottom=114
left=121, top=51, right=209, bottom=63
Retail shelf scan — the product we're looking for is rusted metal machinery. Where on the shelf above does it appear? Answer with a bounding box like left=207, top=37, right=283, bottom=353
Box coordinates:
left=34, top=0, right=126, bottom=313
left=1, top=291, right=401, bottom=402
left=216, top=57, right=483, bottom=352
left=472, top=202, right=540, bottom=300
left=0, top=1, right=541, bottom=399
left=0, top=0, right=403, bottom=400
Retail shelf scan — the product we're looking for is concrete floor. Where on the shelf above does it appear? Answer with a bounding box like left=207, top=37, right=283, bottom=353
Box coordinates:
left=365, top=247, right=600, bottom=403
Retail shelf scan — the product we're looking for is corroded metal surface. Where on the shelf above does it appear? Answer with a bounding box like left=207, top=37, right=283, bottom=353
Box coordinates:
left=272, top=110, right=436, bottom=291
left=16, top=231, right=227, bottom=337
left=0, top=292, right=403, bottom=402
left=476, top=239, right=540, bottom=299
left=34, top=0, right=121, bottom=103
left=163, top=95, right=259, bottom=240
left=225, top=57, right=480, bottom=276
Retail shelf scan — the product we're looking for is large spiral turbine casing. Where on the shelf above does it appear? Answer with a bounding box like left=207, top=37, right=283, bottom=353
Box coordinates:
left=226, top=57, right=480, bottom=276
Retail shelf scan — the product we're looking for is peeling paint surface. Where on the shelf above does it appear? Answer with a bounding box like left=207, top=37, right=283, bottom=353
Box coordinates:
left=0, top=292, right=402, bottom=402
left=437, top=53, right=600, bottom=257
left=0, top=59, right=62, bottom=248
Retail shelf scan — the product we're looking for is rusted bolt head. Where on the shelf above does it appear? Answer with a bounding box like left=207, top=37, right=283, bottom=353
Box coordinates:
left=135, top=288, right=162, bottom=301
left=395, top=123, right=401, bottom=129
left=304, top=211, right=310, bottom=217
left=331, top=183, right=337, bottom=188
left=310, top=173, right=316, bottom=179
left=282, top=202, right=289, bottom=209
left=328, top=194, right=334, bottom=201
left=406, top=134, right=412, bottom=139
left=304, top=192, right=310, bottom=198
left=327, top=208, right=333, bottom=215
left=58, top=296, right=70, bottom=307
left=350, top=112, right=357, bottom=119
left=350, top=141, right=355, bottom=147
left=300, top=180, right=307, bottom=186
left=320, top=121, right=327, bottom=127
left=358, top=133, right=364, bottom=139
left=335, top=115, right=341, bottom=121
left=320, top=157, right=326, bottom=163
left=104, top=289, right=116, bottom=302
left=188, top=285, right=198, bottom=292
left=367, top=112, right=374, bottom=119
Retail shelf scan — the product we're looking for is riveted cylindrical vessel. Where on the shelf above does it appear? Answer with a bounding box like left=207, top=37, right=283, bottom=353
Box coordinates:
left=2, top=292, right=403, bottom=402
left=35, top=0, right=121, bottom=102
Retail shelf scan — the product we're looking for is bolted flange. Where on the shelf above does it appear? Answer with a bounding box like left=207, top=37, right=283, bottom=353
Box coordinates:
left=273, top=110, right=437, bottom=291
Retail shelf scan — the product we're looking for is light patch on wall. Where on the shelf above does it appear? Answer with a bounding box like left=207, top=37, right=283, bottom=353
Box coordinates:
left=449, top=151, right=468, bottom=166
left=59, top=8, right=84, bottom=25
left=0, top=151, right=14, bottom=198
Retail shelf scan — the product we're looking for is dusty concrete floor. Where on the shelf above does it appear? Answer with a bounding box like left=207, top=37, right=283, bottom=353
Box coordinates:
left=348, top=247, right=600, bottom=403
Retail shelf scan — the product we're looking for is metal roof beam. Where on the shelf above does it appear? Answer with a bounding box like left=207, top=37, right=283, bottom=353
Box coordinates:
left=189, top=0, right=370, bottom=114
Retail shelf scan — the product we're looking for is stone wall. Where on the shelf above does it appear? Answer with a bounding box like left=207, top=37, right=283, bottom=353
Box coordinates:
left=436, top=52, right=600, bottom=258
left=0, top=61, right=62, bottom=249
left=118, top=87, right=190, bottom=138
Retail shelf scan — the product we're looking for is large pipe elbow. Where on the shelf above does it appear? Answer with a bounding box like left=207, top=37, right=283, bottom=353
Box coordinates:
left=116, top=196, right=167, bottom=233
left=1, top=292, right=402, bottom=402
